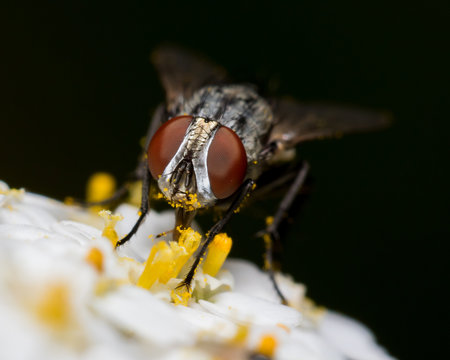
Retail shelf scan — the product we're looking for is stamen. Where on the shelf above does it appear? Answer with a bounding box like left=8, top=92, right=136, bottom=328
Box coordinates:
left=172, top=228, right=201, bottom=277
left=99, top=210, right=123, bottom=247
left=256, top=334, right=278, bottom=358
left=202, top=233, right=232, bottom=277
left=85, top=247, right=103, bottom=272
left=34, top=283, right=71, bottom=330
left=86, top=172, right=116, bottom=211
left=137, top=228, right=201, bottom=290
left=230, top=324, right=249, bottom=345
left=137, top=242, right=172, bottom=289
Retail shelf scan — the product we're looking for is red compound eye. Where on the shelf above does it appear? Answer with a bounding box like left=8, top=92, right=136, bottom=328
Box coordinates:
left=147, top=115, right=192, bottom=179
left=207, top=126, right=247, bottom=199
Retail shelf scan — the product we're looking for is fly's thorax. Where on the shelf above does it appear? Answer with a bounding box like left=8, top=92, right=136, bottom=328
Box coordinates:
left=181, top=84, right=274, bottom=179
left=158, top=117, right=220, bottom=209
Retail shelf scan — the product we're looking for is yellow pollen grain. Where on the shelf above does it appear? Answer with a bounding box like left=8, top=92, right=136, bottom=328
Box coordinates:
left=257, top=334, right=278, bottom=358
left=85, top=247, right=103, bottom=272
left=99, top=210, right=123, bottom=247
left=202, top=233, right=232, bottom=277
left=86, top=172, right=116, bottom=212
left=171, top=286, right=192, bottom=306
left=34, top=283, right=71, bottom=330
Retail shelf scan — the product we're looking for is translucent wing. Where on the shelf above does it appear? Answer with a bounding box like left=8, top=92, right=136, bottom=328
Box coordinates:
left=151, top=45, right=227, bottom=115
left=269, top=98, right=391, bottom=148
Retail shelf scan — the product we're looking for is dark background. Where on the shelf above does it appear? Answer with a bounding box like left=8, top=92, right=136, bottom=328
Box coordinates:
left=1, top=1, right=448, bottom=359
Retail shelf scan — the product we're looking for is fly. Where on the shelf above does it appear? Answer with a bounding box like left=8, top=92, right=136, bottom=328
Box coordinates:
left=88, top=46, right=390, bottom=302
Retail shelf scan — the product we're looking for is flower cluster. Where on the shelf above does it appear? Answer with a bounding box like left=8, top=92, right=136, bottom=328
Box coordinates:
left=0, top=180, right=394, bottom=360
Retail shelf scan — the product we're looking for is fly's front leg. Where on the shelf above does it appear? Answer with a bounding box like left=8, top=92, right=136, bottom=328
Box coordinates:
left=115, top=163, right=152, bottom=248
left=259, top=161, right=309, bottom=304
left=178, top=179, right=255, bottom=290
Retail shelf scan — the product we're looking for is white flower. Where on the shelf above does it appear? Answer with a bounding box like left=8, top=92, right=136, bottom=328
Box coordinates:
left=0, top=180, right=396, bottom=360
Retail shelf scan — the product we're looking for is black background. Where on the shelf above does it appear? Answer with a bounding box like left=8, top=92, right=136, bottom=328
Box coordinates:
left=1, top=1, right=448, bottom=359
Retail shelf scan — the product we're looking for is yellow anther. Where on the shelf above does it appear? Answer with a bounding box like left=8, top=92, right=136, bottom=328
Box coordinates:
left=202, top=233, right=232, bottom=277
left=137, top=228, right=202, bottom=290
left=265, top=216, right=274, bottom=226
left=86, top=172, right=116, bottom=211
left=230, top=324, right=249, bottom=345
left=137, top=242, right=172, bottom=289
left=257, top=334, right=278, bottom=358
left=172, top=228, right=201, bottom=276
left=34, top=283, right=71, bottom=330
left=178, top=227, right=202, bottom=254
left=99, top=210, right=123, bottom=247
left=85, top=247, right=103, bottom=272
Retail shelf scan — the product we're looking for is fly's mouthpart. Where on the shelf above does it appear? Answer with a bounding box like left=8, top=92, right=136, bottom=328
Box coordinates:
left=165, top=159, right=200, bottom=206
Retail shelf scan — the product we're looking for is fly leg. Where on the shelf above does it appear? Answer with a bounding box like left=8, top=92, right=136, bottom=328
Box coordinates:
left=179, top=179, right=255, bottom=290
left=258, top=161, right=309, bottom=304
left=115, top=163, right=152, bottom=248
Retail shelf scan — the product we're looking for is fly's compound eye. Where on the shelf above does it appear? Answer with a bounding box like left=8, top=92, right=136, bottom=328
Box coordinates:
left=207, top=126, right=247, bottom=199
left=147, top=115, right=192, bottom=179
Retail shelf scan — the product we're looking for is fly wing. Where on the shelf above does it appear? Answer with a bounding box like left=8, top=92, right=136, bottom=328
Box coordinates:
left=269, top=98, right=391, bottom=148
left=151, top=45, right=227, bottom=114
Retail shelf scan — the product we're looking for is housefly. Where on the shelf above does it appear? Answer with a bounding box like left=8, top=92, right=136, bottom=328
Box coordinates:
left=93, top=46, right=390, bottom=300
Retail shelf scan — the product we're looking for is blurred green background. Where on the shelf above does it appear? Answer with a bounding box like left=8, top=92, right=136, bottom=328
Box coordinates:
left=0, top=1, right=448, bottom=359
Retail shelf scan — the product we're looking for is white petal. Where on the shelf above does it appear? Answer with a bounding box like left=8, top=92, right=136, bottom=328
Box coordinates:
left=50, top=220, right=102, bottom=246
left=199, top=292, right=302, bottom=327
left=224, top=258, right=281, bottom=303
left=318, top=311, right=396, bottom=360
left=175, top=304, right=238, bottom=341
left=276, top=328, right=345, bottom=360
left=91, top=285, right=194, bottom=346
